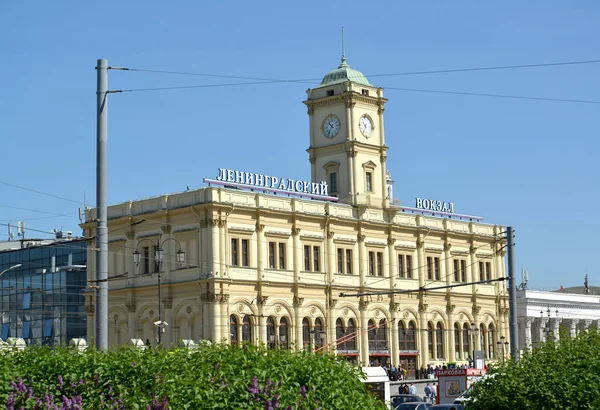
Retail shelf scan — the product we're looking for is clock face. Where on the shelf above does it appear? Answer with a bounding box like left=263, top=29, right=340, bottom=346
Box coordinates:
left=359, top=116, right=373, bottom=137
left=323, top=115, right=340, bottom=139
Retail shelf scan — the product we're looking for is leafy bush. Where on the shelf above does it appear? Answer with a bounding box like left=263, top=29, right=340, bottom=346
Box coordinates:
left=0, top=343, right=387, bottom=409
left=467, top=328, right=600, bottom=410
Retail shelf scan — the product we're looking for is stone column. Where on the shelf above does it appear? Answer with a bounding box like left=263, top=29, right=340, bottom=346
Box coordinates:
left=358, top=234, right=367, bottom=283
left=210, top=219, right=220, bottom=275
left=388, top=237, right=397, bottom=285
left=524, top=317, right=532, bottom=350
left=163, top=298, right=174, bottom=346
left=359, top=300, right=370, bottom=366
left=473, top=306, right=481, bottom=351
left=211, top=294, right=221, bottom=342
left=293, top=296, right=304, bottom=351
left=416, top=237, right=425, bottom=287
left=444, top=242, right=452, bottom=286
left=390, top=301, right=399, bottom=366
left=419, top=302, right=429, bottom=366
left=126, top=300, right=137, bottom=341
left=292, top=227, right=302, bottom=350
left=447, top=304, right=456, bottom=362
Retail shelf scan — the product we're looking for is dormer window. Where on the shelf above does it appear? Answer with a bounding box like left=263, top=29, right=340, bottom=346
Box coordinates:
left=327, top=90, right=334, bottom=97
left=361, top=89, right=369, bottom=96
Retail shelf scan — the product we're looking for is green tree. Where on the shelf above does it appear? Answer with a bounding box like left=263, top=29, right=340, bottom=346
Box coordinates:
left=467, top=327, right=600, bottom=410
left=0, top=343, right=387, bottom=409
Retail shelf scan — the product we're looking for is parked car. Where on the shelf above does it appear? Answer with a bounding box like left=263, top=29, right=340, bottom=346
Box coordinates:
left=391, top=394, right=424, bottom=408
left=429, top=405, right=466, bottom=410
left=394, top=403, right=430, bottom=410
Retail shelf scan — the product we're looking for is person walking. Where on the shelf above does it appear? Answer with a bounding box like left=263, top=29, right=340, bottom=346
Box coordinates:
left=424, top=383, right=432, bottom=403
left=409, top=382, right=417, bottom=395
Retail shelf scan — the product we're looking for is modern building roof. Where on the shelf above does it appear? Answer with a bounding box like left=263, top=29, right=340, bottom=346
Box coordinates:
left=318, top=56, right=373, bottom=87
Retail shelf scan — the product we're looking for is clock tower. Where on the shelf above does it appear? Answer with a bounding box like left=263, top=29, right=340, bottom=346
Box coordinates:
left=304, top=56, right=389, bottom=208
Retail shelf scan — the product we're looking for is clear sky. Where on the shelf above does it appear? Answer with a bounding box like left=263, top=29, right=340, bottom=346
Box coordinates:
left=1, top=1, right=598, bottom=290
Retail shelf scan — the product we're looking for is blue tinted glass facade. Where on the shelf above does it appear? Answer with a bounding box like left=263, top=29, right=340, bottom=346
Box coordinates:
left=0, top=239, right=86, bottom=346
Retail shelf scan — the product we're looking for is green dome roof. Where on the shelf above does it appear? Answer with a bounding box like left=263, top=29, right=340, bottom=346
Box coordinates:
left=319, top=57, right=373, bottom=87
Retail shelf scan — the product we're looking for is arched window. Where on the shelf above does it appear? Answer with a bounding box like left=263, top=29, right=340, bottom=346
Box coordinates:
left=279, top=317, right=290, bottom=349
left=242, top=315, right=252, bottom=343
left=427, top=322, right=434, bottom=359
left=462, top=323, right=470, bottom=359
left=229, top=315, right=239, bottom=344
left=368, top=319, right=377, bottom=350
left=487, top=324, right=495, bottom=359
left=314, top=318, right=325, bottom=349
left=336, top=318, right=345, bottom=350
left=406, top=321, right=416, bottom=351
left=454, top=323, right=461, bottom=360
left=346, top=319, right=357, bottom=351
left=398, top=322, right=406, bottom=350
left=267, top=316, right=276, bottom=349
left=436, top=323, right=444, bottom=359
left=302, top=318, right=311, bottom=349
left=377, top=319, right=387, bottom=343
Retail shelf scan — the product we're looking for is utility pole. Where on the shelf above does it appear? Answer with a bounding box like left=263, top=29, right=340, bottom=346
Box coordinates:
left=507, top=226, right=518, bottom=359
left=96, top=59, right=108, bottom=349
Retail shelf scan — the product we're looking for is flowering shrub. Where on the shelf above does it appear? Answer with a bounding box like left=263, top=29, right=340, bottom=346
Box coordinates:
left=0, top=343, right=386, bottom=409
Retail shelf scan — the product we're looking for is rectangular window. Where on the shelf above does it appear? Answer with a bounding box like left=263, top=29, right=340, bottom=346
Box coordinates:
left=22, top=322, right=31, bottom=339
left=361, top=89, right=369, bottom=96
left=427, top=257, right=433, bottom=280
left=366, top=172, right=373, bottom=192
left=327, top=89, right=334, bottom=97
left=231, top=239, right=239, bottom=266
left=313, top=246, right=320, bottom=272
left=346, top=249, right=352, bottom=274
left=398, top=255, right=405, bottom=278
left=241, top=239, right=249, bottom=267
left=376, top=252, right=383, bottom=276
left=143, top=246, right=150, bottom=274
left=434, top=257, right=440, bottom=280
left=22, top=293, right=31, bottom=310
left=304, top=246, right=311, bottom=271
left=485, top=262, right=492, bottom=281
left=1, top=323, right=8, bottom=340
left=460, top=260, right=467, bottom=282
left=479, top=262, right=485, bottom=281
left=269, top=242, right=276, bottom=269
left=453, top=259, right=460, bottom=282
left=43, top=319, right=53, bottom=337
left=278, top=243, right=286, bottom=269
left=337, top=249, right=344, bottom=273
left=330, top=172, right=338, bottom=194
left=406, top=255, right=413, bottom=279
left=368, top=252, right=375, bottom=276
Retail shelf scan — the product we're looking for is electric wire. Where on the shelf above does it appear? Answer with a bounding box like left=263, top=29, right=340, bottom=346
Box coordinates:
left=0, top=180, right=84, bottom=205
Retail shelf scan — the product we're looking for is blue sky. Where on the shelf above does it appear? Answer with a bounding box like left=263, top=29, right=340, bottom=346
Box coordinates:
left=1, top=1, right=598, bottom=289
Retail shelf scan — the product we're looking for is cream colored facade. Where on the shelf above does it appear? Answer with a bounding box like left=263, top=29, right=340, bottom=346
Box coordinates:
left=82, top=56, right=509, bottom=373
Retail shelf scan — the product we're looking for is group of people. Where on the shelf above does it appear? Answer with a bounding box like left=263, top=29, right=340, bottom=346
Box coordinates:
left=382, top=363, right=407, bottom=381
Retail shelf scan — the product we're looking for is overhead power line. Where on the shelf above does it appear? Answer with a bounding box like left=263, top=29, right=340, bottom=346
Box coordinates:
left=121, top=59, right=600, bottom=82
left=385, top=87, right=600, bottom=105
left=0, top=180, right=83, bottom=205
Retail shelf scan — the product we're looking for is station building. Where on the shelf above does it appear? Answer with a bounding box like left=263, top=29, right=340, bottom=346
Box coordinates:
left=82, top=55, right=509, bottom=376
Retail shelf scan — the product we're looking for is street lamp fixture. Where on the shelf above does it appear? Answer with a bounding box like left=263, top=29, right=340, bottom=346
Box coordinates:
left=0, top=264, right=22, bottom=277
left=496, top=335, right=509, bottom=363
left=133, top=236, right=186, bottom=346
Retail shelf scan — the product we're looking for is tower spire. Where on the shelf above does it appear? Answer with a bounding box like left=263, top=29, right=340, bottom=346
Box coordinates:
left=341, top=26, right=345, bottom=58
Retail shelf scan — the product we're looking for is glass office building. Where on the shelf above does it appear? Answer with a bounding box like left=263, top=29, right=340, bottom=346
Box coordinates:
left=0, top=238, right=86, bottom=346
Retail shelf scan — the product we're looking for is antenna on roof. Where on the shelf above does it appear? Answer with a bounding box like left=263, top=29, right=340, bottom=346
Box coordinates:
left=584, top=273, right=590, bottom=294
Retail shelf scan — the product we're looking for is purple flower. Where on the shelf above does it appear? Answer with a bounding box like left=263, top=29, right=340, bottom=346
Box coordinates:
left=214, top=362, right=219, bottom=370
left=248, top=376, right=260, bottom=395
left=57, top=375, right=64, bottom=387
left=299, top=385, right=307, bottom=398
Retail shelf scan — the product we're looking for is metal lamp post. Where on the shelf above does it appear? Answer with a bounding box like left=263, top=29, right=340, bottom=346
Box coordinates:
left=467, top=322, right=479, bottom=366
left=133, top=237, right=185, bottom=345
left=311, top=328, right=326, bottom=351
